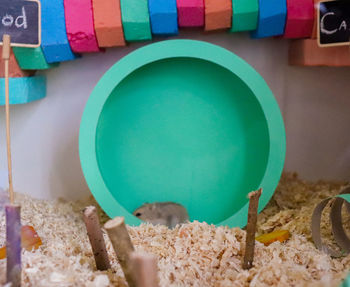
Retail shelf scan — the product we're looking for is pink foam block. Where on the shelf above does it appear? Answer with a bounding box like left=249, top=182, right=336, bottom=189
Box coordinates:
left=64, top=0, right=100, bottom=53
left=284, top=0, right=314, bottom=38
left=177, top=0, right=204, bottom=27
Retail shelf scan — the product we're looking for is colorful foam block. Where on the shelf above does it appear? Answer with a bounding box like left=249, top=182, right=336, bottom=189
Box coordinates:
left=230, top=0, right=259, bottom=32
left=204, top=0, right=232, bottom=31
left=120, top=0, right=152, bottom=41
left=251, top=0, right=287, bottom=38
left=41, top=0, right=78, bottom=63
left=0, top=76, right=46, bottom=105
left=177, top=0, right=204, bottom=27
left=92, top=0, right=125, bottom=47
left=13, top=47, right=59, bottom=70
left=289, top=39, right=350, bottom=66
left=149, top=0, right=178, bottom=35
left=311, top=0, right=322, bottom=39
left=64, top=0, right=100, bottom=52
left=0, top=48, right=35, bottom=78
left=284, top=0, right=314, bottom=38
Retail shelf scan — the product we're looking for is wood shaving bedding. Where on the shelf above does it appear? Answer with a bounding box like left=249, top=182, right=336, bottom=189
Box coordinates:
left=0, top=173, right=349, bottom=286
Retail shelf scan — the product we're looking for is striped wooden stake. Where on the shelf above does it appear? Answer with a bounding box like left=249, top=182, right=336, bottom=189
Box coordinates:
left=104, top=217, right=136, bottom=287
left=130, top=252, right=159, bottom=287
left=83, top=206, right=111, bottom=270
left=243, top=188, right=262, bottom=270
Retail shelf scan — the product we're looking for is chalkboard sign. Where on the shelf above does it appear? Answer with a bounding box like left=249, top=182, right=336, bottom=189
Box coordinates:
left=0, top=0, right=41, bottom=47
left=318, top=0, right=350, bottom=47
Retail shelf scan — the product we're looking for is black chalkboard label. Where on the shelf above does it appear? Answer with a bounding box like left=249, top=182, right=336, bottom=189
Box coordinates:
left=0, top=0, right=40, bottom=47
left=318, top=0, right=350, bottom=47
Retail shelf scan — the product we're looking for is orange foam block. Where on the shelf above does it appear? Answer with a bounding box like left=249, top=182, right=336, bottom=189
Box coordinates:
left=204, top=0, right=232, bottom=31
left=289, top=39, right=350, bottom=66
left=64, top=0, right=100, bottom=53
left=284, top=0, right=314, bottom=38
left=0, top=48, right=35, bottom=78
left=92, top=0, right=125, bottom=47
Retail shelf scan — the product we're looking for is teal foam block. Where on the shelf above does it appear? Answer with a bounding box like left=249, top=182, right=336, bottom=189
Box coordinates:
left=13, top=47, right=59, bottom=70
left=148, top=0, right=178, bottom=35
left=120, top=0, right=152, bottom=41
left=251, top=0, right=287, bottom=38
left=41, top=0, right=79, bottom=63
left=0, top=76, right=46, bottom=105
left=231, top=0, right=258, bottom=32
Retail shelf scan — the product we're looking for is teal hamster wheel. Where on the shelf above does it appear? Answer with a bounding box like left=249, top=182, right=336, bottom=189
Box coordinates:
left=79, top=40, right=286, bottom=228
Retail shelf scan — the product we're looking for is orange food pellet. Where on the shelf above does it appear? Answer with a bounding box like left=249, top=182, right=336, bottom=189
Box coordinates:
left=256, top=230, right=290, bottom=246
left=0, top=246, right=6, bottom=259
left=21, top=225, right=42, bottom=251
left=0, top=225, right=42, bottom=259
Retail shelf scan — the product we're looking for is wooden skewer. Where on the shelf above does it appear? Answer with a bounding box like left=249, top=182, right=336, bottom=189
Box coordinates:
left=5, top=204, right=21, bottom=287
left=2, top=34, right=14, bottom=205
left=83, top=206, right=111, bottom=271
left=104, top=217, right=136, bottom=287
left=130, top=252, right=159, bottom=287
left=243, top=188, right=262, bottom=270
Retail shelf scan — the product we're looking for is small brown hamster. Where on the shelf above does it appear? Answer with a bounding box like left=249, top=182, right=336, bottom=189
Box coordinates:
left=133, top=202, right=189, bottom=229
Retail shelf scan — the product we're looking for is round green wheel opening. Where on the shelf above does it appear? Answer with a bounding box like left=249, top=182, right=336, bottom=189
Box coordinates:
left=79, top=40, right=286, bottom=228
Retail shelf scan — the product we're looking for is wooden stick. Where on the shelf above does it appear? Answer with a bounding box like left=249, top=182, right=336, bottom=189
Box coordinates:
left=130, top=252, right=159, bottom=287
left=83, top=206, right=111, bottom=271
left=104, top=217, right=136, bottom=287
left=2, top=34, right=14, bottom=205
left=5, top=204, right=21, bottom=287
left=243, top=188, right=262, bottom=270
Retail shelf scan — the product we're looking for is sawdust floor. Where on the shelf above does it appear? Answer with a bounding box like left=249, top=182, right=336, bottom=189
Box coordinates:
left=0, top=173, right=349, bottom=287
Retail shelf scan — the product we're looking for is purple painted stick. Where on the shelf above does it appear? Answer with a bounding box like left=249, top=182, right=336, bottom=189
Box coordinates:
left=5, top=204, right=21, bottom=287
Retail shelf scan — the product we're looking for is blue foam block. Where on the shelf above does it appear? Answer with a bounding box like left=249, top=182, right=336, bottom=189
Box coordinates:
left=148, top=0, right=178, bottom=35
left=41, top=0, right=78, bottom=63
left=0, top=76, right=47, bottom=105
left=251, top=0, right=287, bottom=38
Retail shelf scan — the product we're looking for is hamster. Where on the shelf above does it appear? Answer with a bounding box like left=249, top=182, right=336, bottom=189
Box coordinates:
left=133, top=202, right=189, bottom=229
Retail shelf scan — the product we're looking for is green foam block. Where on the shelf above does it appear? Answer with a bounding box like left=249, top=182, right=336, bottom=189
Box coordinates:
left=13, top=47, right=59, bottom=70
left=231, top=0, right=258, bottom=32
left=120, top=0, right=152, bottom=41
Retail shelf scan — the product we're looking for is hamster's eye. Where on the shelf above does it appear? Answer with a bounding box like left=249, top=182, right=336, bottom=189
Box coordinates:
left=135, top=213, right=142, bottom=217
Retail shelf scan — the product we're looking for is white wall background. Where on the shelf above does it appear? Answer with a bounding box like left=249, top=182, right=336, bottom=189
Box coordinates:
left=0, top=31, right=349, bottom=200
